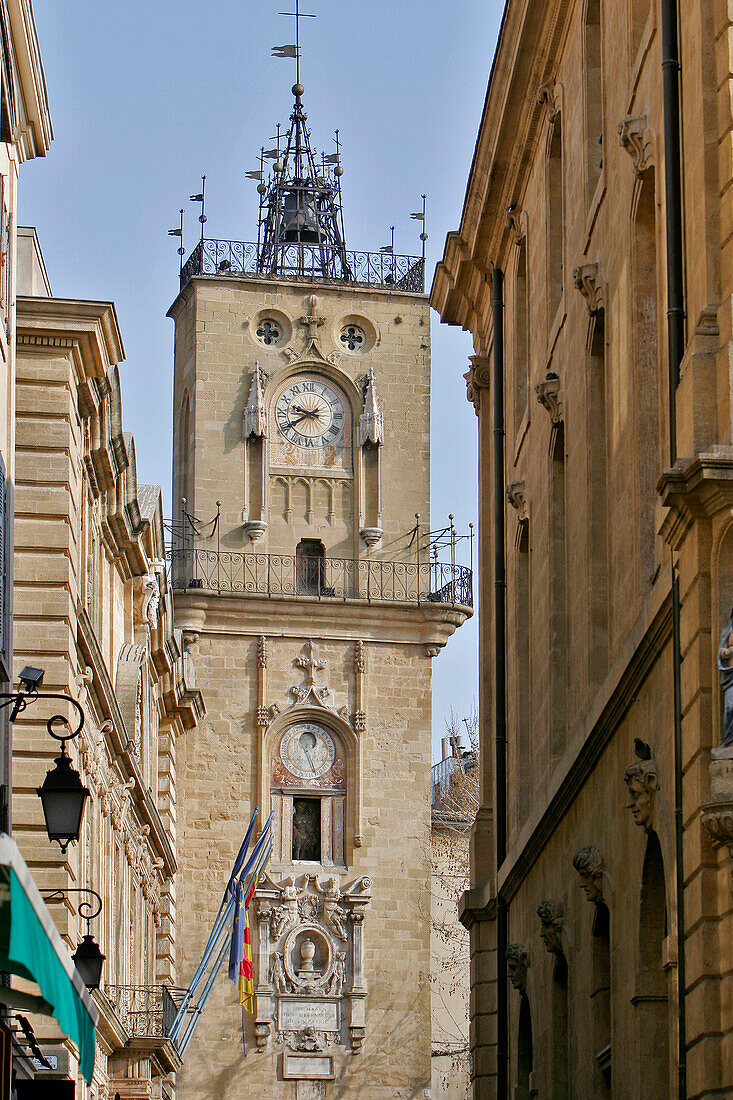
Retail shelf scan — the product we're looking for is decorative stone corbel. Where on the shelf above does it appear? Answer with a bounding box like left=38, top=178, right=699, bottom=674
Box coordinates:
left=243, top=361, right=268, bottom=439
left=702, top=747, right=733, bottom=895
left=464, top=355, right=491, bottom=414
left=535, top=372, right=563, bottom=425
left=506, top=481, right=528, bottom=521
left=572, top=845, right=605, bottom=904
left=506, top=943, right=530, bottom=994
left=572, top=262, right=604, bottom=314
left=623, top=741, right=660, bottom=833
left=505, top=204, right=525, bottom=246
left=537, top=80, right=560, bottom=123
left=617, top=114, right=652, bottom=174
left=537, top=899, right=565, bottom=954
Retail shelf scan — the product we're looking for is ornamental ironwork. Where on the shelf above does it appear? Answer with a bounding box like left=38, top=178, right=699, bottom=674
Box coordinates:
left=168, top=548, right=472, bottom=608
left=180, top=239, right=425, bottom=294
left=105, top=985, right=182, bottom=1042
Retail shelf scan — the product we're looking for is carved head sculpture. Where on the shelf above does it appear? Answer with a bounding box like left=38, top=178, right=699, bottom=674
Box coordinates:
left=505, top=943, right=529, bottom=993
left=537, top=900, right=564, bottom=955
left=624, top=759, right=659, bottom=831
left=572, top=845, right=605, bottom=903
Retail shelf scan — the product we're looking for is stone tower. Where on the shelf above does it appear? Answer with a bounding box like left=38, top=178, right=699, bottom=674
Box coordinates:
left=169, top=75, right=471, bottom=1099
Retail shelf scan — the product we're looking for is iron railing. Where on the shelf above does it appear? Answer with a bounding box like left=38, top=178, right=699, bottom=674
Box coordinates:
left=105, top=985, right=180, bottom=1041
left=180, top=239, right=425, bottom=293
left=168, top=548, right=472, bottom=608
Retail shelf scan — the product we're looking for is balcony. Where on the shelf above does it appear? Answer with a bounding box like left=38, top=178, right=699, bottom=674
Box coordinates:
left=180, top=238, right=425, bottom=293
left=104, top=984, right=184, bottom=1072
left=168, top=548, right=473, bottom=609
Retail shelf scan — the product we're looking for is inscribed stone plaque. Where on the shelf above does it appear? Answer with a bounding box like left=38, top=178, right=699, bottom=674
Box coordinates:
left=283, top=1053, right=334, bottom=1080
left=278, top=998, right=338, bottom=1031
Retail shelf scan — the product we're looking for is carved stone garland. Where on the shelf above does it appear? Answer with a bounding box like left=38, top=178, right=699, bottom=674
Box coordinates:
left=254, top=873, right=372, bottom=1056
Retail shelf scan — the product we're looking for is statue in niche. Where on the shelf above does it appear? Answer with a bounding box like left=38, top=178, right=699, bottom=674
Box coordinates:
left=624, top=758, right=659, bottom=831
left=327, top=952, right=346, bottom=995
left=718, top=608, right=733, bottom=746
left=537, top=900, right=564, bottom=955
left=270, top=952, right=290, bottom=993
left=293, top=799, right=320, bottom=861
left=572, top=845, right=605, bottom=903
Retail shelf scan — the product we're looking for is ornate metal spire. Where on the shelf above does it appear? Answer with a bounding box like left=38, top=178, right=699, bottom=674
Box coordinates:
left=256, top=81, right=350, bottom=281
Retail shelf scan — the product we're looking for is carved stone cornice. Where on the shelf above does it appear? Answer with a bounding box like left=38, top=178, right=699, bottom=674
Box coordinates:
left=617, top=114, right=652, bottom=174
left=506, top=481, right=528, bottom=521
left=659, top=449, right=733, bottom=550
left=464, top=355, right=491, bottom=414
left=534, top=373, right=563, bottom=425
left=572, top=262, right=604, bottom=313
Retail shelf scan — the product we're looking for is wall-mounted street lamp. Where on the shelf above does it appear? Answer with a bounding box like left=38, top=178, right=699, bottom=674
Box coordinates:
left=0, top=666, right=89, bottom=852
left=42, top=888, right=105, bottom=990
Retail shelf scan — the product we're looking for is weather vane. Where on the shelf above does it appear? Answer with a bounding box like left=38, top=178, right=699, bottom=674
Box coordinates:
left=273, top=0, right=316, bottom=89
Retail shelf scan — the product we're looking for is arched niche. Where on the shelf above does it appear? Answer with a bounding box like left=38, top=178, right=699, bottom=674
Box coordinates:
left=260, top=706, right=360, bottom=871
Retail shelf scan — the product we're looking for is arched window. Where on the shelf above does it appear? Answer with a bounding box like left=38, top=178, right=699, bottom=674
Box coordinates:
left=514, top=238, right=529, bottom=431
left=589, top=310, right=608, bottom=680
left=548, top=116, right=564, bottom=318
left=517, top=993, right=534, bottom=1099
left=296, top=538, right=325, bottom=595
left=551, top=425, right=567, bottom=759
left=516, top=519, right=531, bottom=819
left=592, top=902, right=612, bottom=1089
left=552, top=952, right=569, bottom=1099
left=635, top=830, right=670, bottom=1098
left=584, top=0, right=603, bottom=200
left=633, top=170, right=660, bottom=587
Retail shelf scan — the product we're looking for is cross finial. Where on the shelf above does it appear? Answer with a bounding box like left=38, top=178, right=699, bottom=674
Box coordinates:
left=278, top=0, right=316, bottom=87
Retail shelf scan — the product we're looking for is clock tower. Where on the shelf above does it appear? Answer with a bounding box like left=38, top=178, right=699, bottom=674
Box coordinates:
left=168, top=74, right=472, bottom=1099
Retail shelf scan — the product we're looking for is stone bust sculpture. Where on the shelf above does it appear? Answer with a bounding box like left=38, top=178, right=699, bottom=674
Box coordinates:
left=624, top=759, right=659, bottom=831
left=718, top=607, right=733, bottom=746
left=572, top=845, right=605, bottom=903
left=537, top=900, right=564, bottom=955
left=505, top=943, right=529, bottom=993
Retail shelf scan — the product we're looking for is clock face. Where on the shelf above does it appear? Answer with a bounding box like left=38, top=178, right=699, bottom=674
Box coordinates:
left=280, top=722, right=336, bottom=780
left=275, top=379, right=346, bottom=451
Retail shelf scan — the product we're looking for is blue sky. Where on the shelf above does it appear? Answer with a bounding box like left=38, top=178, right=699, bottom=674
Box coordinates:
left=20, top=0, right=502, bottom=758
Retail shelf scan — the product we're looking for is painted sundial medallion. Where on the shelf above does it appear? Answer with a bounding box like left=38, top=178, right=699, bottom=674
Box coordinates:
left=281, top=723, right=335, bottom=780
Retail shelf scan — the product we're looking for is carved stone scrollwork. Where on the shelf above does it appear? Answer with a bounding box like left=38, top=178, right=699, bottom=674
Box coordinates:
left=624, top=743, right=659, bottom=833
left=702, top=748, right=733, bottom=894
left=290, top=641, right=331, bottom=707
left=617, top=114, right=652, bottom=174
left=464, top=355, right=491, bottom=414
left=537, top=899, right=565, bottom=955
left=572, top=845, right=605, bottom=904
left=572, top=262, right=604, bottom=314
left=506, top=481, right=528, bottom=521
left=535, top=373, right=563, bottom=425
left=506, top=943, right=529, bottom=994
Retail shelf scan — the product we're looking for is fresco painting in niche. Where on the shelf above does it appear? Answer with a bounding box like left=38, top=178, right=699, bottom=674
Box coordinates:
left=718, top=607, right=733, bottom=747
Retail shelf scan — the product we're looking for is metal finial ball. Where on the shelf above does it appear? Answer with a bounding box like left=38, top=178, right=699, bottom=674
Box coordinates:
left=420, top=232, right=428, bottom=241
left=274, top=162, right=283, bottom=173
left=334, top=165, right=344, bottom=177
left=292, top=83, right=304, bottom=97
left=257, top=183, right=267, bottom=194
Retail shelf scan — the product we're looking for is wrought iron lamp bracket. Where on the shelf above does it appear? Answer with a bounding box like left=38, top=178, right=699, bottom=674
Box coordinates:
left=41, top=887, right=102, bottom=931
left=0, top=690, right=84, bottom=746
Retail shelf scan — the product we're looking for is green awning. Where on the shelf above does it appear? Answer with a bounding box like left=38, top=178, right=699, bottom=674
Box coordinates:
left=0, top=835, right=98, bottom=1083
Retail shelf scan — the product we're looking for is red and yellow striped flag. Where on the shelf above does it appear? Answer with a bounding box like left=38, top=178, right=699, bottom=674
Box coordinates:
left=238, top=909, right=254, bottom=1013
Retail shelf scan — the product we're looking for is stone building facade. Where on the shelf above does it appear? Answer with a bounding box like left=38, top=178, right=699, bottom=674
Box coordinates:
left=168, top=81, right=470, bottom=1098
left=432, top=0, right=733, bottom=1097
left=11, top=232, right=203, bottom=1097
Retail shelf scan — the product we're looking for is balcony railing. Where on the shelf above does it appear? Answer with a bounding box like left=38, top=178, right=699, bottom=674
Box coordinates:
left=180, top=239, right=425, bottom=293
left=105, top=985, right=180, bottom=1042
left=168, top=548, right=473, bottom=608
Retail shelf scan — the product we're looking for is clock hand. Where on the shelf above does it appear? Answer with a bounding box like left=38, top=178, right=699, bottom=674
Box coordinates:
left=303, top=747, right=317, bottom=774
